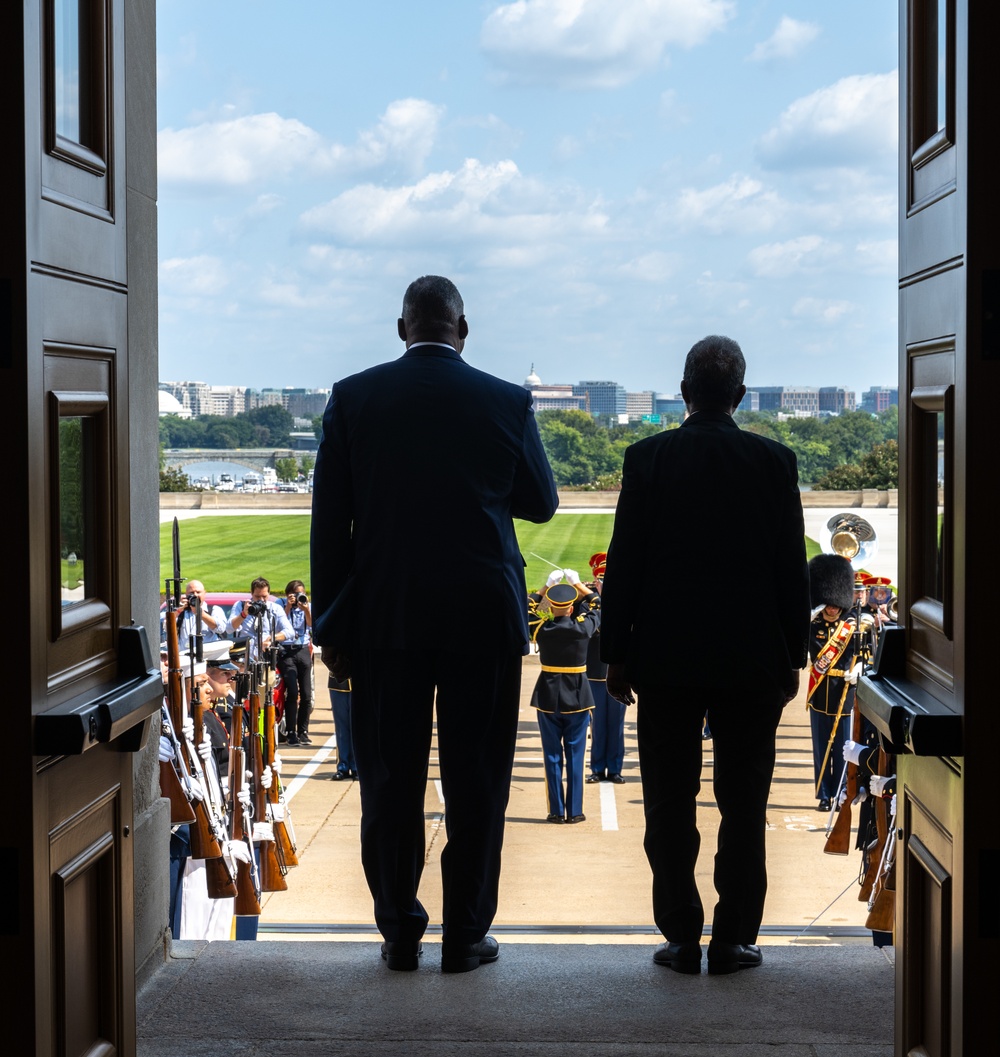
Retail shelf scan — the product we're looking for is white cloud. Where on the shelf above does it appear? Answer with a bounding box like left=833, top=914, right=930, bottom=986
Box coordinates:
left=158, top=99, right=444, bottom=187
left=854, top=239, right=897, bottom=274
left=748, top=235, right=842, bottom=277
left=481, top=0, right=734, bottom=88
left=300, top=158, right=609, bottom=247
left=757, top=72, right=898, bottom=169
left=617, top=251, right=679, bottom=282
left=669, top=174, right=786, bottom=234
left=159, top=255, right=229, bottom=296
left=791, top=297, right=853, bottom=323
left=748, top=17, right=820, bottom=62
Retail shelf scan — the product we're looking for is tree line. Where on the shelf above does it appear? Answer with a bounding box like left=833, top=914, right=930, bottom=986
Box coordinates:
left=536, top=406, right=899, bottom=489
left=159, top=405, right=296, bottom=449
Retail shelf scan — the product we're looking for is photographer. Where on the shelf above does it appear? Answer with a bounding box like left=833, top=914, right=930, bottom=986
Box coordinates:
left=228, top=576, right=293, bottom=662
left=279, top=579, right=314, bottom=745
left=176, top=580, right=228, bottom=658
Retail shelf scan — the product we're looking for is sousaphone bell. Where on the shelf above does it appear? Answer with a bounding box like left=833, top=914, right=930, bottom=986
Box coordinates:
left=821, top=513, right=878, bottom=569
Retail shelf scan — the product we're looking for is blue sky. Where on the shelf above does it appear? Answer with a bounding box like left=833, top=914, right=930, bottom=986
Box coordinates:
left=156, top=1, right=898, bottom=399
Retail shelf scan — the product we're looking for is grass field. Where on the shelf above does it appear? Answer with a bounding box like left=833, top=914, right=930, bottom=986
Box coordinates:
left=160, top=514, right=821, bottom=595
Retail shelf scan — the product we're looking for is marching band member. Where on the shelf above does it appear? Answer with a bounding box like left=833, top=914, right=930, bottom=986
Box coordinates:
left=583, top=552, right=627, bottom=785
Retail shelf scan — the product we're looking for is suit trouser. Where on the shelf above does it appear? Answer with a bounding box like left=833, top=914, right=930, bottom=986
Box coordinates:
left=329, top=687, right=355, bottom=776
left=636, top=682, right=784, bottom=945
left=351, top=648, right=522, bottom=946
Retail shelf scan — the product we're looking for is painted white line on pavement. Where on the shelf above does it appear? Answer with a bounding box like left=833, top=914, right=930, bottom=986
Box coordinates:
left=434, top=779, right=445, bottom=804
left=599, top=782, right=618, bottom=831
left=281, top=738, right=336, bottom=803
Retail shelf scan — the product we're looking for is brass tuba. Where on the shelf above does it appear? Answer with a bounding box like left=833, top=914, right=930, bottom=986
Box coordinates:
left=822, top=512, right=878, bottom=569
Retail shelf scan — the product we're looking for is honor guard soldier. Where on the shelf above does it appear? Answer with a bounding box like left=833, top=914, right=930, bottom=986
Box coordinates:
left=806, top=554, right=861, bottom=812
left=583, top=552, right=627, bottom=784
left=528, top=572, right=599, bottom=823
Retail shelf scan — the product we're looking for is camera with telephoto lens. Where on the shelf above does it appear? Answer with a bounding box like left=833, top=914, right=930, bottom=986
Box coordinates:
left=246, top=599, right=268, bottom=617
left=296, top=593, right=308, bottom=605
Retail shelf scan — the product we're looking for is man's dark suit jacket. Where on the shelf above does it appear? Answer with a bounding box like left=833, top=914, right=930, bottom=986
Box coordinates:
left=310, top=344, right=558, bottom=656
left=600, top=410, right=810, bottom=691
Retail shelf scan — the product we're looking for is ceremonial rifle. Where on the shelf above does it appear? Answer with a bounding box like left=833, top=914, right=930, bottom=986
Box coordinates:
left=263, top=636, right=298, bottom=869
left=159, top=703, right=197, bottom=825
left=865, top=825, right=896, bottom=934
left=165, top=518, right=223, bottom=863
left=188, top=656, right=238, bottom=900
left=229, top=678, right=263, bottom=917
left=248, top=652, right=288, bottom=892
left=858, top=747, right=891, bottom=902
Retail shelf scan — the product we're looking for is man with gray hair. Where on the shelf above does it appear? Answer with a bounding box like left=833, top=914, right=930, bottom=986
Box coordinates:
left=311, top=275, right=558, bottom=973
left=600, top=335, right=810, bottom=976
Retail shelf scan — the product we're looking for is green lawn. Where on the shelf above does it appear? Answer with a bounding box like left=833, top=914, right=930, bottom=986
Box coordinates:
left=161, top=514, right=820, bottom=594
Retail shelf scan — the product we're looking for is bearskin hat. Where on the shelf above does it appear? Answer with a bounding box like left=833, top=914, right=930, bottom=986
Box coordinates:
left=808, top=553, right=855, bottom=611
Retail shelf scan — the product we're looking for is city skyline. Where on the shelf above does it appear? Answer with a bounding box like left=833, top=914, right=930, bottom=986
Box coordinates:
left=157, top=2, right=899, bottom=400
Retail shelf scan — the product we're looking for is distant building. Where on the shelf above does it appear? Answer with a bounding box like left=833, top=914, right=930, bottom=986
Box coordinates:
left=751, top=386, right=820, bottom=415
left=282, top=388, right=332, bottom=418
left=522, top=366, right=588, bottom=411
left=736, top=390, right=759, bottom=413
left=819, top=387, right=857, bottom=413
left=625, top=390, right=655, bottom=421
left=654, top=394, right=687, bottom=416
left=573, top=380, right=626, bottom=419
left=158, top=390, right=191, bottom=419
left=860, top=386, right=899, bottom=413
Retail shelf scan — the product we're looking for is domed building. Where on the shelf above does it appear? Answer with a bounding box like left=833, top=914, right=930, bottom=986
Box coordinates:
left=158, top=389, right=191, bottom=418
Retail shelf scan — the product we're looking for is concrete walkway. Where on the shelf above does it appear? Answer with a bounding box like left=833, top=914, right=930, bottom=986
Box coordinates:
left=138, top=939, right=894, bottom=1056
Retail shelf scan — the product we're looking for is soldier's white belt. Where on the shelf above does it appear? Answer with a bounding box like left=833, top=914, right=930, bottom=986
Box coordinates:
left=540, top=664, right=587, bottom=673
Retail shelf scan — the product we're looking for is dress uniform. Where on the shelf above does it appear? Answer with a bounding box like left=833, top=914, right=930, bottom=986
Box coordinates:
left=807, top=554, right=860, bottom=811
left=583, top=552, right=627, bottom=784
left=529, top=577, right=599, bottom=822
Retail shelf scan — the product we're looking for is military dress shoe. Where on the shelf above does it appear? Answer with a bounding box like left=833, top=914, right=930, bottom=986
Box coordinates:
left=546, top=813, right=566, bottom=823
left=330, top=771, right=348, bottom=781
left=567, top=814, right=586, bottom=823
left=706, top=942, right=762, bottom=975
left=380, top=940, right=423, bottom=971
left=441, top=935, right=500, bottom=974
left=653, top=941, right=702, bottom=974
left=586, top=773, right=604, bottom=783
left=817, top=798, right=831, bottom=812
left=608, top=773, right=626, bottom=784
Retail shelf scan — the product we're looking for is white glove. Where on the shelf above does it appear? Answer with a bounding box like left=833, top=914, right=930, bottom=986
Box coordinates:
left=870, top=774, right=894, bottom=797
left=236, top=789, right=252, bottom=808
left=842, top=740, right=864, bottom=765
left=846, top=663, right=862, bottom=685
left=272, top=753, right=283, bottom=775
left=261, top=765, right=273, bottom=790
left=224, top=839, right=252, bottom=865
left=220, top=777, right=229, bottom=796
left=837, top=788, right=849, bottom=808
left=890, top=793, right=897, bottom=818
left=188, top=777, right=205, bottom=801
left=197, top=739, right=212, bottom=762
left=852, top=786, right=869, bottom=805
left=545, top=569, right=563, bottom=588
left=564, top=568, right=580, bottom=585
left=182, top=717, right=194, bottom=742
left=158, top=735, right=174, bottom=763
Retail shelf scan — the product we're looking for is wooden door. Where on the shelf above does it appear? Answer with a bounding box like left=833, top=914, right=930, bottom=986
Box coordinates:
left=1, top=3, right=161, bottom=1055
left=859, top=2, right=999, bottom=1053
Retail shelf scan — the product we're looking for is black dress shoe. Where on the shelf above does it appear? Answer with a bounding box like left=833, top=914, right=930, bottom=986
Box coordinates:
left=350, top=772, right=359, bottom=780
left=586, top=773, right=604, bottom=783
left=331, top=771, right=347, bottom=781
left=817, top=798, right=831, bottom=812
left=441, top=935, right=499, bottom=974
left=546, top=813, right=566, bottom=823
left=653, top=941, right=702, bottom=974
left=380, top=940, right=423, bottom=971
left=706, top=942, right=762, bottom=975
left=566, top=814, right=586, bottom=823
left=608, top=773, right=626, bottom=784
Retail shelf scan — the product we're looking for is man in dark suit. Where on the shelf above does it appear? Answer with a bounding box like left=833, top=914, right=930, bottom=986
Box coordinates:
left=600, top=335, right=809, bottom=976
left=310, top=275, right=558, bottom=973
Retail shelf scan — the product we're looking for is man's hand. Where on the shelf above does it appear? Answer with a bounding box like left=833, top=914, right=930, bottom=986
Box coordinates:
left=782, top=670, right=800, bottom=705
left=545, top=569, right=563, bottom=588
left=564, top=568, right=580, bottom=585
left=606, top=663, right=635, bottom=706
left=319, top=650, right=351, bottom=681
